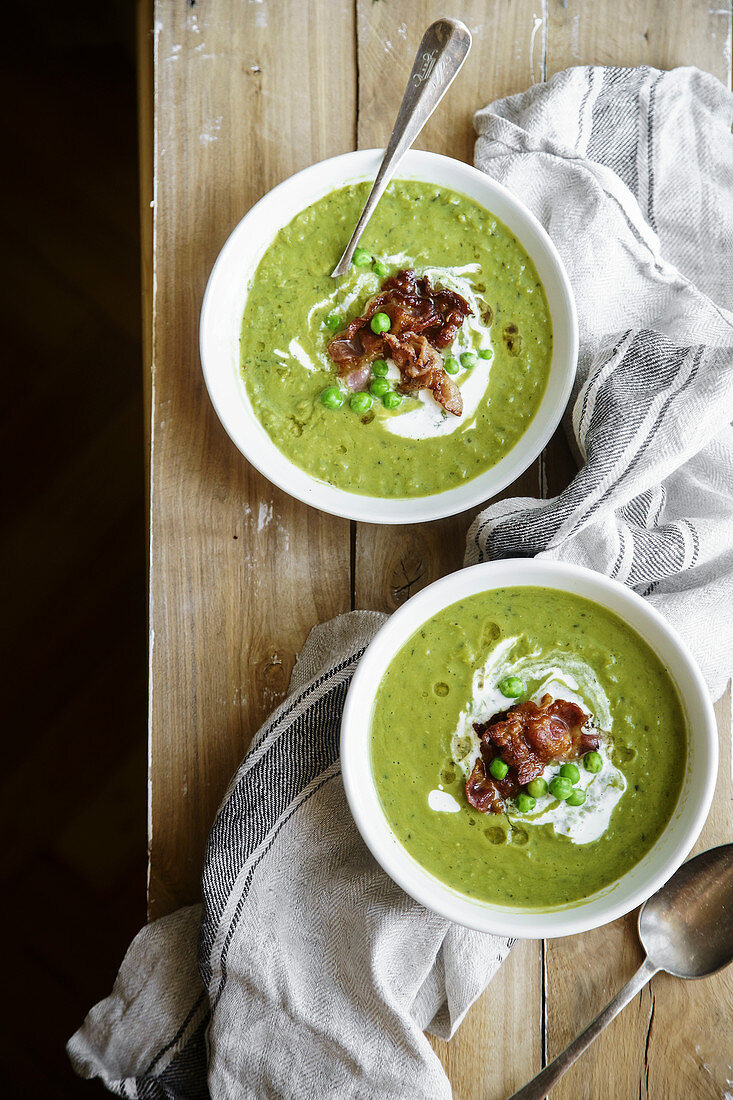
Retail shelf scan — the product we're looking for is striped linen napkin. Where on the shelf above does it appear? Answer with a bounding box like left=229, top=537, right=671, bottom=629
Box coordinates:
left=69, top=65, right=732, bottom=1098
left=68, top=612, right=511, bottom=1098
left=468, top=65, right=733, bottom=701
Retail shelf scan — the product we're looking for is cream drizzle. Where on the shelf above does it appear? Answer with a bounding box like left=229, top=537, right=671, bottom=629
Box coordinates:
left=427, top=789, right=462, bottom=814
left=446, top=637, right=626, bottom=845
left=274, top=338, right=322, bottom=374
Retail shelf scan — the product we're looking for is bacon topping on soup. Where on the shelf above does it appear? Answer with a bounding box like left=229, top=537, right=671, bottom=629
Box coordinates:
left=466, top=758, right=516, bottom=814
left=327, top=269, right=472, bottom=415
left=465, top=694, right=598, bottom=814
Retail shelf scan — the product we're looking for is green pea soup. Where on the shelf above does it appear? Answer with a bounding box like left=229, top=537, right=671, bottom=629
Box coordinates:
left=370, top=587, right=687, bottom=909
left=240, top=180, right=553, bottom=497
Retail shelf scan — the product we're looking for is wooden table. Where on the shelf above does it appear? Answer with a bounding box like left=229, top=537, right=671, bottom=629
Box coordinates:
left=138, top=2, right=732, bottom=1095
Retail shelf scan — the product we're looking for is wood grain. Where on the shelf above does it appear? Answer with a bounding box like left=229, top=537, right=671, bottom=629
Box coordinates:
left=353, top=3, right=553, bottom=1092
left=137, top=0, right=154, bottom=493
left=544, top=3, right=733, bottom=1097
left=147, top=0, right=355, bottom=916
left=547, top=0, right=733, bottom=75
left=542, top=695, right=733, bottom=1100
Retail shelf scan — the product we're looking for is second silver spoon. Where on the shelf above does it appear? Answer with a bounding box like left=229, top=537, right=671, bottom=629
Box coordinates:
left=507, top=843, right=733, bottom=1100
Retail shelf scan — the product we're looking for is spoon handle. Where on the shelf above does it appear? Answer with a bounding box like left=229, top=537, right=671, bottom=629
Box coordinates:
left=506, top=957, right=659, bottom=1100
left=331, top=18, right=471, bottom=278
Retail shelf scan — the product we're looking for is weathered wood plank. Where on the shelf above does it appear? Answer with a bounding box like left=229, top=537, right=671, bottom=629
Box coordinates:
left=545, top=3, right=732, bottom=1097
left=147, top=0, right=355, bottom=917
left=644, top=693, right=733, bottom=1098
left=434, top=939, right=544, bottom=1100
left=354, top=3, right=550, bottom=1094
left=547, top=0, right=733, bottom=76
left=137, top=0, right=154, bottom=496
left=542, top=694, right=732, bottom=1100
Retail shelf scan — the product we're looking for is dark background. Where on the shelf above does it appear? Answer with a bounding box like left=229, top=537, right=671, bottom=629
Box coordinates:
left=1, top=2, right=147, bottom=1094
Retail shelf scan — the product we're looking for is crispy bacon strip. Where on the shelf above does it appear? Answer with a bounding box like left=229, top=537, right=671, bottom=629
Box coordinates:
left=466, top=758, right=516, bottom=814
left=326, top=269, right=471, bottom=415
left=466, top=694, right=598, bottom=814
left=383, top=333, right=463, bottom=417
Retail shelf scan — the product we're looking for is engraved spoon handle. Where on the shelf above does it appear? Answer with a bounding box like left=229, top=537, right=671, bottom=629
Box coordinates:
left=331, top=18, right=471, bottom=278
left=506, top=958, right=659, bottom=1100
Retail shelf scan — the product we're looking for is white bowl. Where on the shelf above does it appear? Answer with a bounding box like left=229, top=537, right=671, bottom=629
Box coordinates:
left=341, top=559, right=718, bottom=937
left=200, top=149, right=578, bottom=524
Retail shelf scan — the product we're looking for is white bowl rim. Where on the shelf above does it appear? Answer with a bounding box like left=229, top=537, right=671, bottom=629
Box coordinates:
left=199, top=148, right=578, bottom=524
left=340, top=559, right=718, bottom=938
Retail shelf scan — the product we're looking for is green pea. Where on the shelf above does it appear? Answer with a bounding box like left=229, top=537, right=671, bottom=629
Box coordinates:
left=349, top=392, right=373, bottom=415
left=373, top=260, right=389, bottom=278
left=444, top=356, right=460, bottom=375
left=352, top=247, right=372, bottom=267
left=549, top=775, right=573, bottom=801
left=460, top=352, right=477, bottom=369
left=320, top=386, right=343, bottom=410
left=489, top=758, right=509, bottom=781
left=369, top=377, right=390, bottom=398
left=478, top=347, right=493, bottom=359
left=584, top=751, right=603, bottom=773
left=516, top=793, right=536, bottom=813
left=560, top=762, right=580, bottom=784
left=372, top=359, right=389, bottom=377
left=498, top=675, right=525, bottom=698
left=370, top=312, right=391, bottom=334
left=324, top=314, right=341, bottom=332
left=566, top=788, right=587, bottom=807
left=527, top=777, right=548, bottom=799
left=383, top=391, right=402, bottom=410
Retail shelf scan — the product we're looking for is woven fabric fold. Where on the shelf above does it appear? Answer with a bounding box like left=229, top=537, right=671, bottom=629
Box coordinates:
left=470, top=66, right=733, bottom=699
left=68, top=612, right=511, bottom=1099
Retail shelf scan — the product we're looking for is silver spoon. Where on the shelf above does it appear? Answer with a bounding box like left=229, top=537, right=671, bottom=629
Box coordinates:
left=508, top=843, right=733, bottom=1100
left=331, top=18, right=472, bottom=278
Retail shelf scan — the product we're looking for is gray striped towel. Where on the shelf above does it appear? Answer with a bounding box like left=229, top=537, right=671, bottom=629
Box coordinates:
left=469, top=65, right=733, bottom=701
left=68, top=66, right=732, bottom=1098
left=67, top=612, right=512, bottom=1098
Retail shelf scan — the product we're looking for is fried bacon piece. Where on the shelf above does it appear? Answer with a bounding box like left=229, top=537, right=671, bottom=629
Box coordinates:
left=579, top=729, right=601, bottom=752
left=383, top=333, right=463, bottom=417
left=327, top=318, right=384, bottom=392
left=466, top=694, right=597, bottom=814
left=326, top=269, right=472, bottom=415
left=466, top=758, right=516, bottom=814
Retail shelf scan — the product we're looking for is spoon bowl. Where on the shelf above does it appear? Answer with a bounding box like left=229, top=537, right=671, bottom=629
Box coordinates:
left=639, top=842, right=733, bottom=979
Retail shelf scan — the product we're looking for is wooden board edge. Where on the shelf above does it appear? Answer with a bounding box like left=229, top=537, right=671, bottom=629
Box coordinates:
left=135, top=0, right=155, bottom=914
